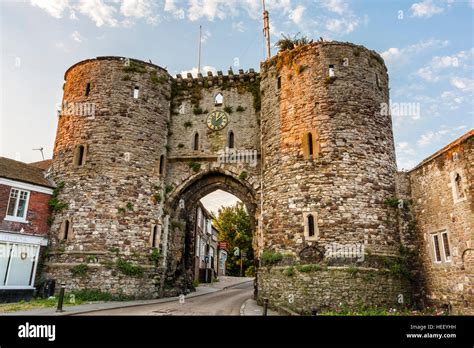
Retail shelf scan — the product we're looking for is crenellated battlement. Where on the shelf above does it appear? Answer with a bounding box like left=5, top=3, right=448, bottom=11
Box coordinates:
left=173, top=68, right=259, bottom=88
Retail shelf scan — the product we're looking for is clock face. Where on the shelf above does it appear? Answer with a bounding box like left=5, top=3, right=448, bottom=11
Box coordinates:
left=206, top=111, right=229, bottom=131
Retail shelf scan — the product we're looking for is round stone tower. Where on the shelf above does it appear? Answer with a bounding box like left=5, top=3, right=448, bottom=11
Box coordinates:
left=45, top=57, right=171, bottom=298
left=258, top=42, right=409, bottom=312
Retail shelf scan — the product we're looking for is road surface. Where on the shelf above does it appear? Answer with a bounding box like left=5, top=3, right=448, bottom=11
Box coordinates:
left=78, top=281, right=254, bottom=316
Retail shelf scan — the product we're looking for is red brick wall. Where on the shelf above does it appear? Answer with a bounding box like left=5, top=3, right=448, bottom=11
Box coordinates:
left=0, top=183, right=51, bottom=236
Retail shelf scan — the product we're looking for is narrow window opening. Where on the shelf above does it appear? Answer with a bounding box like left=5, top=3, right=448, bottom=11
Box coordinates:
left=194, top=133, right=199, bottom=151
left=152, top=225, right=158, bottom=248
left=133, top=86, right=139, bottom=99
left=159, top=155, right=165, bottom=175
left=215, top=93, right=223, bottom=106
left=307, top=133, right=313, bottom=156
left=75, top=145, right=85, bottom=166
left=433, top=234, right=441, bottom=263
left=64, top=220, right=70, bottom=240
left=85, top=83, right=91, bottom=96
left=308, top=214, right=315, bottom=237
left=328, top=64, right=335, bottom=77
left=277, top=76, right=281, bottom=89
left=454, top=173, right=464, bottom=198
left=375, top=74, right=380, bottom=88
left=228, top=131, right=234, bottom=149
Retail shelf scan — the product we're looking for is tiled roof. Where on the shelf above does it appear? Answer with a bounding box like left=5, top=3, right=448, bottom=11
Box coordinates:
left=0, top=157, right=54, bottom=188
left=29, top=159, right=53, bottom=170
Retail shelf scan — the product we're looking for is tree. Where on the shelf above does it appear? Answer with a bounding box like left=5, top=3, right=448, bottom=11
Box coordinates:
left=213, top=202, right=253, bottom=277
left=275, top=33, right=313, bottom=52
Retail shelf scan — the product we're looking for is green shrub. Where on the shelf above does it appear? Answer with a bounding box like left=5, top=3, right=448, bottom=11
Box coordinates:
left=236, top=105, right=245, bottom=112
left=193, top=107, right=204, bottom=115
left=189, top=161, right=201, bottom=172
left=150, top=248, right=162, bottom=265
left=384, top=197, right=400, bottom=208
left=71, top=264, right=88, bottom=277
left=245, top=265, right=255, bottom=277
left=283, top=266, right=295, bottom=277
left=116, top=259, right=144, bottom=277
left=223, top=106, right=233, bottom=114
left=122, top=61, right=147, bottom=74
left=184, top=121, right=193, bottom=128
left=261, top=250, right=283, bottom=266
left=238, top=171, right=248, bottom=180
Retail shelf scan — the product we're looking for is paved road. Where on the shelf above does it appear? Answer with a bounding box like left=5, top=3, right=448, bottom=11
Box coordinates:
left=79, top=281, right=254, bottom=316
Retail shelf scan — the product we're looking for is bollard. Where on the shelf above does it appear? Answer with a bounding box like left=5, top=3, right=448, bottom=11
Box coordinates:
left=311, top=308, right=317, bottom=316
left=56, top=286, right=66, bottom=313
left=263, top=298, right=269, bottom=316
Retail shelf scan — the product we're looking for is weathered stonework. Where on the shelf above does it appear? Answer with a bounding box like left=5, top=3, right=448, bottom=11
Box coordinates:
left=404, top=131, right=473, bottom=314
left=41, top=41, right=471, bottom=313
left=257, top=42, right=408, bottom=311
left=44, top=57, right=170, bottom=298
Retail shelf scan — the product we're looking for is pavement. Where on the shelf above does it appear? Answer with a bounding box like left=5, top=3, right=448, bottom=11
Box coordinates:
left=240, top=298, right=279, bottom=316
left=2, top=276, right=257, bottom=316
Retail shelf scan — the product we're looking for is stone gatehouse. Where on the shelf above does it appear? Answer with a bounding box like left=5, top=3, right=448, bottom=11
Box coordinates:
left=41, top=40, right=473, bottom=314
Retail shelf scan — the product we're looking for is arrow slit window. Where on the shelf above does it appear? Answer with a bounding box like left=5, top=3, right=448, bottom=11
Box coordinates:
left=215, top=93, right=223, bottom=106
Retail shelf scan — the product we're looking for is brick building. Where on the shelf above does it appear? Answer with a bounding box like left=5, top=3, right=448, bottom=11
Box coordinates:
left=0, top=157, right=53, bottom=302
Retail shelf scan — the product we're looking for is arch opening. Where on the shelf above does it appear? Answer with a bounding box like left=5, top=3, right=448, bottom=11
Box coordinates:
left=165, top=170, right=258, bottom=291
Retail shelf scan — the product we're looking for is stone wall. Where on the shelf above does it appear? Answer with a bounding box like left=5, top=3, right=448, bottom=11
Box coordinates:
left=258, top=265, right=411, bottom=314
left=260, top=42, right=399, bottom=256
left=44, top=57, right=171, bottom=297
left=407, top=132, right=473, bottom=314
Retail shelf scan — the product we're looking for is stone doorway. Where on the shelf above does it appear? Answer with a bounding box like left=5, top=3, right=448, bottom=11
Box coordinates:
left=163, top=169, right=259, bottom=295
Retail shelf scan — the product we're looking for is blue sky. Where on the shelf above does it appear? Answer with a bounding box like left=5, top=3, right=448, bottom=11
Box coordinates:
left=0, top=0, right=473, bottom=172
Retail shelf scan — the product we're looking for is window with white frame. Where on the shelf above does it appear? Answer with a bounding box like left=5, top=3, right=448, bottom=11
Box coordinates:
left=431, top=230, right=452, bottom=264
left=6, top=188, right=30, bottom=221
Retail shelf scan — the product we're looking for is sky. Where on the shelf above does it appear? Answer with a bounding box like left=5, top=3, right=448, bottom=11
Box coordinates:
left=0, top=0, right=472, bottom=173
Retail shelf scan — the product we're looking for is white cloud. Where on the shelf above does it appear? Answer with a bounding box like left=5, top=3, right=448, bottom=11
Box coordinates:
left=450, top=77, right=474, bottom=91
left=321, top=0, right=349, bottom=15
left=416, top=49, right=473, bottom=82
left=201, top=30, right=211, bottom=43
left=164, top=0, right=185, bottom=19
left=396, top=142, right=416, bottom=155
left=381, top=39, right=449, bottom=67
left=289, top=5, right=305, bottom=25
left=77, top=0, right=118, bottom=27
left=180, top=65, right=217, bottom=78
left=71, top=30, right=85, bottom=43
left=411, top=0, right=444, bottom=18
left=417, top=125, right=469, bottom=146
left=416, top=66, right=439, bottom=82
left=120, top=0, right=153, bottom=18
left=417, top=131, right=436, bottom=146
left=232, top=21, right=246, bottom=32
left=325, top=17, right=359, bottom=34
left=30, top=0, right=70, bottom=18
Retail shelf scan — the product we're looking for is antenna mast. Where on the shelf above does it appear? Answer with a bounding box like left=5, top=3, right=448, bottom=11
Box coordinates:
left=198, top=25, right=202, bottom=74
left=262, top=0, right=271, bottom=59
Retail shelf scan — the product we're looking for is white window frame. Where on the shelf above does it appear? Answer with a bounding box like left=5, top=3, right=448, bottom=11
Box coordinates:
left=431, top=233, right=442, bottom=263
left=430, top=230, right=452, bottom=264
left=5, top=188, right=30, bottom=223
